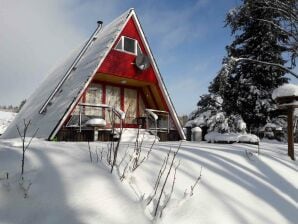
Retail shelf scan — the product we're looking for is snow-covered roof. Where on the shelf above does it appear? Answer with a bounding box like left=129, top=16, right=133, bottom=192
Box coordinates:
left=272, top=84, right=298, bottom=100
left=1, top=9, right=132, bottom=139
left=2, top=9, right=185, bottom=140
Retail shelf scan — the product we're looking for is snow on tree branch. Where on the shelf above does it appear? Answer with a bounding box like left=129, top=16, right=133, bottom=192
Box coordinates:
left=230, top=57, right=298, bottom=79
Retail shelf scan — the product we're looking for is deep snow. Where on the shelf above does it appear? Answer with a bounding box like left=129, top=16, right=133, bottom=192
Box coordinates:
left=0, top=139, right=296, bottom=224
left=0, top=111, right=16, bottom=135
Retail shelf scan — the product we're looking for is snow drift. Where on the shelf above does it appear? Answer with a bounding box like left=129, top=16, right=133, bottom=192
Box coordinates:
left=0, top=111, right=16, bottom=135
left=0, top=139, right=296, bottom=224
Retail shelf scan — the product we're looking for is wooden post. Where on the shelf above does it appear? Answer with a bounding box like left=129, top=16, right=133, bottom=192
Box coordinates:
left=287, top=108, right=295, bottom=160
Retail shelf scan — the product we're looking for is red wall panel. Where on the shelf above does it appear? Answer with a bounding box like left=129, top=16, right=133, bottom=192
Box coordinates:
left=98, top=18, right=157, bottom=84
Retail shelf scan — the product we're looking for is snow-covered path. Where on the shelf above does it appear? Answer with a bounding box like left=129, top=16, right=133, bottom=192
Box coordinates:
left=0, top=139, right=296, bottom=224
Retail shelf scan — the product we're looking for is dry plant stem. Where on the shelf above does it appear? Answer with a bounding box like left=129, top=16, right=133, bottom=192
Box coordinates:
left=101, top=147, right=104, bottom=161
left=16, top=119, right=39, bottom=176
left=120, top=157, right=131, bottom=181
left=107, top=110, right=113, bottom=165
left=132, top=125, right=141, bottom=170
left=87, top=141, right=92, bottom=163
left=147, top=137, right=156, bottom=159
left=111, top=103, right=130, bottom=172
left=132, top=132, right=156, bottom=171
left=96, top=149, right=99, bottom=163
left=110, top=123, right=124, bottom=173
left=154, top=142, right=182, bottom=217
left=160, top=160, right=181, bottom=218
left=118, top=146, right=129, bottom=168
left=138, top=132, right=145, bottom=152
left=190, top=166, right=202, bottom=196
left=138, top=136, right=157, bottom=166
left=146, top=151, right=170, bottom=205
left=120, top=165, right=128, bottom=181
left=153, top=149, right=171, bottom=192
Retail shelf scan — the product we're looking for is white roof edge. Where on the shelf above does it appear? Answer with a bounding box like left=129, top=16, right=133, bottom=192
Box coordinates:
left=49, top=10, right=134, bottom=140
left=131, top=10, right=186, bottom=140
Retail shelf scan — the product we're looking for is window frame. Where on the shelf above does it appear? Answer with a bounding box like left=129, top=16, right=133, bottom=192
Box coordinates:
left=114, top=36, right=142, bottom=55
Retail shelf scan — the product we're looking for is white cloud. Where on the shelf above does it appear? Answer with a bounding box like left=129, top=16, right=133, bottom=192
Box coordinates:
left=0, top=0, right=88, bottom=106
left=0, top=0, right=125, bottom=106
left=139, top=1, right=209, bottom=51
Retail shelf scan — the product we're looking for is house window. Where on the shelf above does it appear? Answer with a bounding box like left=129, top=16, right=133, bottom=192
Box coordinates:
left=138, top=94, right=145, bottom=117
left=124, top=88, right=137, bottom=124
left=105, top=85, right=121, bottom=124
left=85, top=84, right=103, bottom=116
left=114, top=36, right=142, bottom=55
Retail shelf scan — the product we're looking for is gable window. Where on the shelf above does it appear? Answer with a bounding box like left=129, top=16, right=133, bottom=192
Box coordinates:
left=115, top=36, right=142, bottom=55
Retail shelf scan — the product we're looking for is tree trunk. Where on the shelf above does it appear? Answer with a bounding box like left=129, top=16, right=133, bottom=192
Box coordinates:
left=287, top=108, right=295, bottom=160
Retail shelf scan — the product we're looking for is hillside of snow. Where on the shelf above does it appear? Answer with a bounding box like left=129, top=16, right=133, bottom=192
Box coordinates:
left=0, top=139, right=297, bottom=224
left=0, top=111, right=16, bottom=135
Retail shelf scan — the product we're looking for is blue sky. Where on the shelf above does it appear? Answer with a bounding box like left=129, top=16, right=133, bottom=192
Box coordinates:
left=0, top=0, right=296, bottom=115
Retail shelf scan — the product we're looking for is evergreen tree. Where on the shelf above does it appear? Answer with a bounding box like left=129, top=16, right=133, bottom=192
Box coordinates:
left=205, top=0, right=297, bottom=131
left=18, top=99, right=26, bottom=113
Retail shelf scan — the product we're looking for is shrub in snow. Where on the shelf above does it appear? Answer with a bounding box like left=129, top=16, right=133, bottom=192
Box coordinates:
left=143, top=142, right=202, bottom=219
left=227, top=114, right=247, bottom=133
left=119, top=131, right=156, bottom=181
left=207, top=112, right=230, bottom=133
left=189, top=92, right=249, bottom=137
left=188, top=103, right=248, bottom=139
left=205, top=131, right=259, bottom=144
left=259, top=117, right=287, bottom=142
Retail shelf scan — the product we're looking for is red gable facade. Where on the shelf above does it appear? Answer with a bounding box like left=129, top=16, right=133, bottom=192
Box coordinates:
left=55, top=10, right=185, bottom=141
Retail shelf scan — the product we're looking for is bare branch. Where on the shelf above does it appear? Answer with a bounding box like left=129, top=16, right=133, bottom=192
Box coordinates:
left=16, top=125, right=23, bottom=139
left=253, top=18, right=298, bottom=42
left=154, top=142, right=182, bottom=217
left=159, top=160, right=181, bottom=218
left=24, top=128, right=39, bottom=152
left=190, top=166, right=203, bottom=196
left=146, top=149, right=171, bottom=206
left=232, top=57, right=298, bottom=78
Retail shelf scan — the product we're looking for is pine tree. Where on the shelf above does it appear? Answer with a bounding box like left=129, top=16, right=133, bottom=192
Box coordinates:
left=18, top=99, right=26, bottom=113
left=205, top=0, right=297, bottom=131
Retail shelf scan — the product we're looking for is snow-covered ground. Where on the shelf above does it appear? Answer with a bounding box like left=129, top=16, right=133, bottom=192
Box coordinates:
left=0, top=111, right=16, bottom=135
left=0, top=139, right=296, bottom=224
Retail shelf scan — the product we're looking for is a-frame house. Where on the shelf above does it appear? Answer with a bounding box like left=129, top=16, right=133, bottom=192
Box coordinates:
left=2, top=9, right=186, bottom=141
